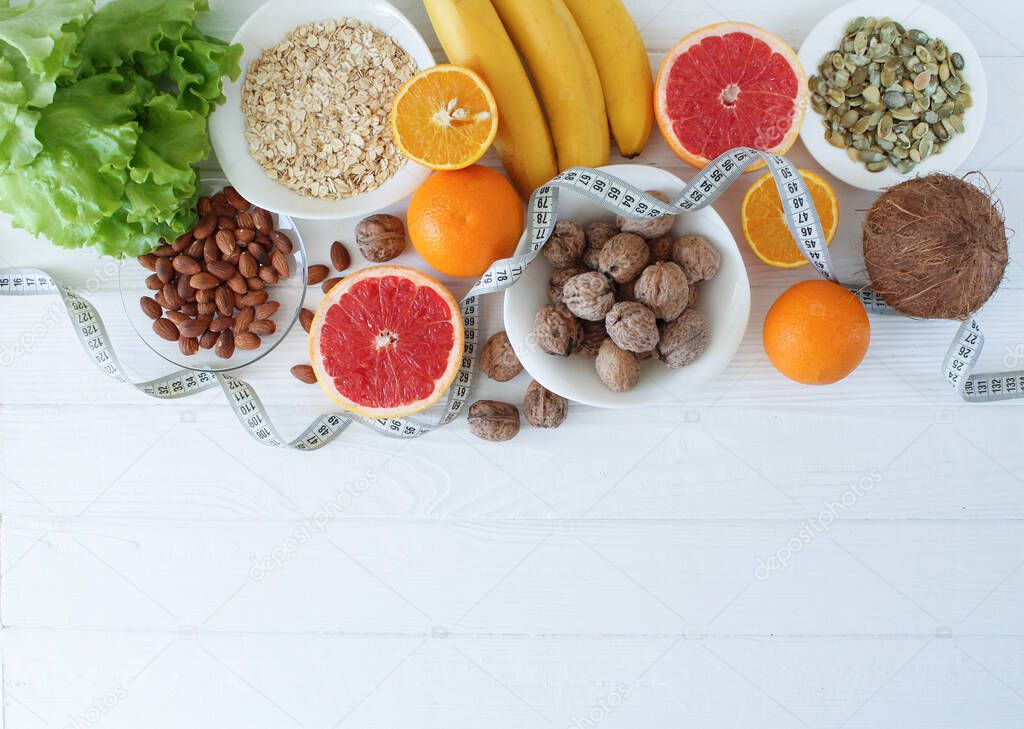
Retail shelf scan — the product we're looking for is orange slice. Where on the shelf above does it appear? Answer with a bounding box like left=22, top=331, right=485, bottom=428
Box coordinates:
left=309, top=266, right=464, bottom=419
left=741, top=170, right=839, bottom=268
left=391, top=64, right=498, bottom=170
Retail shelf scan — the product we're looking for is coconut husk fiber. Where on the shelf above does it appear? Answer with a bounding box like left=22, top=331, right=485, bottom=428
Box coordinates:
left=862, top=173, right=1008, bottom=320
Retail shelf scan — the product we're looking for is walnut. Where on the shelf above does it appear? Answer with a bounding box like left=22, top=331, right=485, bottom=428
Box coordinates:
left=585, top=221, right=618, bottom=251
left=648, top=233, right=675, bottom=262
left=634, top=261, right=689, bottom=321
left=468, top=400, right=520, bottom=442
left=480, top=331, right=523, bottom=382
left=562, top=271, right=614, bottom=321
left=598, top=233, right=649, bottom=283
left=582, top=246, right=602, bottom=271
left=578, top=319, right=606, bottom=357
left=657, top=308, right=710, bottom=369
left=687, top=285, right=699, bottom=308
left=617, top=190, right=675, bottom=239
left=672, top=234, right=720, bottom=283
left=523, top=380, right=568, bottom=428
left=605, top=301, right=659, bottom=353
left=542, top=219, right=585, bottom=267
left=596, top=339, right=640, bottom=392
left=355, top=214, right=406, bottom=262
left=549, top=265, right=588, bottom=304
left=532, top=304, right=583, bottom=356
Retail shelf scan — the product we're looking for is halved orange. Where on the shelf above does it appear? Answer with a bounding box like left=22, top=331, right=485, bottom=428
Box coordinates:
left=391, top=64, right=498, bottom=170
left=741, top=170, right=839, bottom=268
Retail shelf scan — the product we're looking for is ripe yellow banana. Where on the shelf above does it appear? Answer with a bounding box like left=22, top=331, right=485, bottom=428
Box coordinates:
left=561, top=0, right=653, bottom=157
left=491, top=0, right=610, bottom=171
left=423, top=0, right=558, bottom=198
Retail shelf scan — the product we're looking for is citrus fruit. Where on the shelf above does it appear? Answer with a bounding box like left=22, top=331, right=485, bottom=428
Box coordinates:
left=309, top=266, right=464, bottom=418
left=741, top=170, right=839, bottom=268
left=655, top=22, right=807, bottom=170
left=407, top=165, right=524, bottom=278
left=391, top=64, right=498, bottom=170
left=763, top=280, right=870, bottom=386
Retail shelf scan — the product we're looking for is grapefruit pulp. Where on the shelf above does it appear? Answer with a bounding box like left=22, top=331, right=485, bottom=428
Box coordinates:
left=655, top=22, right=807, bottom=170
left=309, top=266, right=464, bottom=419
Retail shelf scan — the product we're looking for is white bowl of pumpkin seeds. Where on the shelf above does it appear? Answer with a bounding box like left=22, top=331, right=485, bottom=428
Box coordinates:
left=798, top=0, right=987, bottom=191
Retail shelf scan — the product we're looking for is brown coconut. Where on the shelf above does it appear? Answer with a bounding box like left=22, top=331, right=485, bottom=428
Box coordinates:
left=862, top=174, right=1008, bottom=320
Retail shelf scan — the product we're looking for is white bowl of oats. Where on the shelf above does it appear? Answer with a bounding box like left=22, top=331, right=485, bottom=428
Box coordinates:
left=210, top=0, right=435, bottom=220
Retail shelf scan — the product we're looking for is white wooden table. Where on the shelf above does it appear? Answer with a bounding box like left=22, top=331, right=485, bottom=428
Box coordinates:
left=2, top=1, right=1023, bottom=727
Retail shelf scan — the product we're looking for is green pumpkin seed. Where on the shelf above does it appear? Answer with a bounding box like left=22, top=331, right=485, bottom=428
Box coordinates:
left=951, top=52, right=965, bottom=70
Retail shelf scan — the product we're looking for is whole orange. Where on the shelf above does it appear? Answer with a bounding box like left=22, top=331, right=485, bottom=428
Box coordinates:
left=407, top=165, right=524, bottom=278
left=763, top=280, right=870, bottom=385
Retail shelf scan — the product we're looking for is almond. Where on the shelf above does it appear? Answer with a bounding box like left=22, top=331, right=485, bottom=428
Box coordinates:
left=153, top=243, right=176, bottom=257
left=197, top=300, right=216, bottom=316
left=235, top=331, right=261, bottom=350
left=153, top=317, right=179, bottom=341
left=249, top=319, right=276, bottom=336
left=176, top=274, right=194, bottom=302
left=299, top=308, right=314, bottom=333
left=255, top=300, right=280, bottom=320
left=307, top=264, right=329, bottom=285
left=218, top=215, right=237, bottom=231
left=258, top=266, right=278, bottom=285
left=138, top=253, right=157, bottom=271
left=225, top=186, right=251, bottom=211
left=238, top=252, right=258, bottom=278
left=210, top=315, right=235, bottom=333
left=195, top=287, right=214, bottom=303
left=193, top=212, right=217, bottom=240
left=215, top=229, right=236, bottom=257
left=156, top=257, right=173, bottom=283
left=330, top=241, right=350, bottom=272
left=199, top=331, right=219, bottom=349
left=172, top=255, right=201, bottom=276
left=178, top=316, right=210, bottom=338
left=172, top=232, right=193, bottom=252
left=139, top=296, right=162, bottom=320
left=215, top=329, right=235, bottom=359
left=227, top=274, right=248, bottom=295
left=248, top=242, right=270, bottom=266
left=186, top=239, right=205, bottom=260
left=162, top=282, right=182, bottom=310
left=253, top=208, right=273, bottom=234
left=235, top=228, right=256, bottom=243
left=166, top=310, right=188, bottom=325
left=322, top=277, right=343, bottom=293
left=190, top=272, right=220, bottom=290
left=197, top=196, right=213, bottom=215
left=290, top=364, right=317, bottom=384
left=271, top=250, right=290, bottom=278
left=215, top=286, right=234, bottom=317
left=145, top=273, right=163, bottom=291
left=270, top=230, right=294, bottom=254
left=181, top=302, right=199, bottom=317
left=235, top=211, right=256, bottom=230
left=203, top=238, right=220, bottom=263
left=240, top=290, right=268, bottom=307
left=179, top=336, right=199, bottom=356
left=207, top=260, right=236, bottom=281
left=246, top=277, right=265, bottom=290
left=234, top=306, right=255, bottom=333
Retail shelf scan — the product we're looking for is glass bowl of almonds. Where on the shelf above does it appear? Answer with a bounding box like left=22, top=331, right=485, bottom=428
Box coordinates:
left=797, top=0, right=987, bottom=191
left=118, top=177, right=307, bottom=372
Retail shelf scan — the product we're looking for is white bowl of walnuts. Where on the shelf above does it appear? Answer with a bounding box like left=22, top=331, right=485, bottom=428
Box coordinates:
left=503, top=165, right=751, bottom=409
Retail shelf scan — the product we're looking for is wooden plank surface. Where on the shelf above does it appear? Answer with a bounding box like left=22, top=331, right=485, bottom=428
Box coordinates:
left=2, top=0, right=1023, bottom=727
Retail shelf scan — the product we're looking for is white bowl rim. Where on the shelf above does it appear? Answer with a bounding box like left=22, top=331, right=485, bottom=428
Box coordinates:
left=209, top=0, right=435, bottom=220
left=798, top=0, right=988, bottom=192
left=503, top=164, right=751, bottom=409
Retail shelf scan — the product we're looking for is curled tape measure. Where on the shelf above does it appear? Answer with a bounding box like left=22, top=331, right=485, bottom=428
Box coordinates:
left=1, top=147, right=1018, bottom=450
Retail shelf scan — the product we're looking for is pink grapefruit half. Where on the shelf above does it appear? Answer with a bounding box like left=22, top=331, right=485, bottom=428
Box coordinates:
left=655, top=22, right=808, bottom=170
left=309, top=266, right=464, bottom=419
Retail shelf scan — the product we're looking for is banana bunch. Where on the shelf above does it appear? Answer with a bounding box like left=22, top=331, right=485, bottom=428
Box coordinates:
left=425, top=0, right=653, bottom=197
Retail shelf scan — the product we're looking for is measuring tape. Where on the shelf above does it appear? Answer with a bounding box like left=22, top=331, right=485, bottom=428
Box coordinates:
left=1, top=147, right=1018, bottom=450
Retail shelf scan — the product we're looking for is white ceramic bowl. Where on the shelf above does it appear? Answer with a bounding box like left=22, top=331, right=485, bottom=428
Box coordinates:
left=798, top=0, right=987, bottom=191
left=503, top=165, right=751, bottom=409
left=209, top=0, right=435, bottom=220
